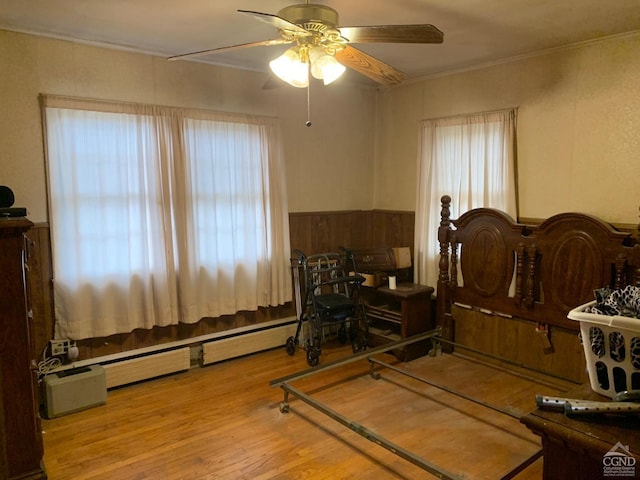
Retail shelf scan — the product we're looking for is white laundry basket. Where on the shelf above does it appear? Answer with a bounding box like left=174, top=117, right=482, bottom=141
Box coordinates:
left=568, top=301, right=640, bottom=399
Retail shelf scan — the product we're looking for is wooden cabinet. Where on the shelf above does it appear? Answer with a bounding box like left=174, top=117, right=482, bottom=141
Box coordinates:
left=365, top=283, right=434, bottom=361
left=521, top=385, right=640, bottom=479
left=0, top=218, right=47, bottom=479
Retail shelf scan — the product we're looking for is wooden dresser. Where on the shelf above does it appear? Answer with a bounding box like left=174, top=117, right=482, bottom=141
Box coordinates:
left=521, top=385, right=640, bottom=480
left=0, top=218, right=47, bottom=479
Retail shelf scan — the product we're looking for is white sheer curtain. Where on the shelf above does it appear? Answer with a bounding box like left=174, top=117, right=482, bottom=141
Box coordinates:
left=42, top=96, right=291, bottom=340
left=177, top=115, right=291, bottom=323
left=414, top=109, right=517, bottom=288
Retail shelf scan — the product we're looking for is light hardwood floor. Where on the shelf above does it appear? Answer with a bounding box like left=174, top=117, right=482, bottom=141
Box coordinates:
left=42, top=341, right=576, bottom=479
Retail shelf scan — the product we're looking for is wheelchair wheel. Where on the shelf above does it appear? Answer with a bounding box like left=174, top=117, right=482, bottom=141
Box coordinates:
left=285, top=336, right=296, bottom=356
left=351, top=335, right=367, bottom=353
left=306, top=347, right=320, bottom=366
left=338, top=324, right=348, bottom=344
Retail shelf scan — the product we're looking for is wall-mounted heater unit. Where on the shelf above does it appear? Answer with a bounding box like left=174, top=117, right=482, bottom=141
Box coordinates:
left=43, top=365, right=107, bottom=418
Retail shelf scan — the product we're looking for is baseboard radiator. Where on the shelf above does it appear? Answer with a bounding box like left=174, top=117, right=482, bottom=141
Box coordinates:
left=102, top=347, right=192, bottom=389
left=61, top=319, right=298, bottom=391
left=201, top=322, right=298, bottom=366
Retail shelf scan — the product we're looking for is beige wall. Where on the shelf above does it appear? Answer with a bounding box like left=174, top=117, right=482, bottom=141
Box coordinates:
left=0, top=30, right=377, bottom=222
left=2, top=29, right=639, bottom=225
left=375, top=32, right=640, bottom=224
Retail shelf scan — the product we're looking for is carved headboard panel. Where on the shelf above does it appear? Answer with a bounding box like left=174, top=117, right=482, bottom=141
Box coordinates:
left=436, top=195, right=640, bottom=339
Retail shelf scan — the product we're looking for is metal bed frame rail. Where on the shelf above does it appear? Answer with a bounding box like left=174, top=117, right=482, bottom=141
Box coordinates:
left=270, top=329, right=546, bottom=480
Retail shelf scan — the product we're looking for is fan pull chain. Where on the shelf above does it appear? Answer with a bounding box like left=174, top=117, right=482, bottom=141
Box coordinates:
left=306, top=83, right=312, bottom=127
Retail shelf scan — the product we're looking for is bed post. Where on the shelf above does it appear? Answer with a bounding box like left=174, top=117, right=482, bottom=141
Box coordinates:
left=437, top=195, right=454, bottom=350
left=636, top=208, right=640, bottom=286
left=614, top=254, right=627, bottom=289
left=525, top=244, right=538, bottom=308
left=514, top=243, right=525, bottom=306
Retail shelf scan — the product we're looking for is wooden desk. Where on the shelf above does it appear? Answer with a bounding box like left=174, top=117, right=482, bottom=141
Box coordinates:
left=364, top=283, right=434, bottom=361
left=521, top=385, right=640, bottom=480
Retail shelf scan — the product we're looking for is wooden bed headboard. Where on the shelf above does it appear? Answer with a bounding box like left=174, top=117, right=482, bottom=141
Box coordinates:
left=436, top=195, right=640, bottom=341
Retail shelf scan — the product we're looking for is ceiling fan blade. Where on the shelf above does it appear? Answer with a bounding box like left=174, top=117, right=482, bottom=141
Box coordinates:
left=335, top=45, right=407, bottom=86
left=167, top=39, right=293, bottom=61
left=238, top=10, right=311, bottom=37
left=338, top=24, right=443, bottom=44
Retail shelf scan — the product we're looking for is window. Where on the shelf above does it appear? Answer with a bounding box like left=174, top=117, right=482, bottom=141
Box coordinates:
left=43, top=96, right=291, bottom=339
left=414, top=109, right=517, bottom=288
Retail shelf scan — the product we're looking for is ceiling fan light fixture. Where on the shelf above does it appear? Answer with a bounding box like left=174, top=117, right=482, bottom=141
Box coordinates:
left=173, top=5, right=445, bottom=89
left=269, top=47, right=309, bottom=88
left=309, top=47, right=346, bottom=85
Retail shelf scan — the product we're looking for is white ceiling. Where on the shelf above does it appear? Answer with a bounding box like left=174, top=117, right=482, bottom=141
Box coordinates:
left=2, top=0, right=640, bottom=86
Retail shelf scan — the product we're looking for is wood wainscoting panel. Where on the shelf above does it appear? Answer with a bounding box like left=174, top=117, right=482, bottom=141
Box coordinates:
left=371, top=209, right=415, bottom=250
left=289, top=209, right=415, bottom=256
left=288, top=210, right=372, bottom=254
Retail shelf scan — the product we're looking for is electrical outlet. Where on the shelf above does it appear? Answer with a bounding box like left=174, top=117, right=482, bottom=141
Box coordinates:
left=50, top=339, right=76, bottom=357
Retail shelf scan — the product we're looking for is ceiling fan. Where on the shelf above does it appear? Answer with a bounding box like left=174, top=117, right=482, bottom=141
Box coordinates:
left=168, top=1, right=444, bottom=88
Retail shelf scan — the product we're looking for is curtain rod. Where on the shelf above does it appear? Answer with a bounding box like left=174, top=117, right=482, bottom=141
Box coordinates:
left=421, top=106, right=518, bottom=124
